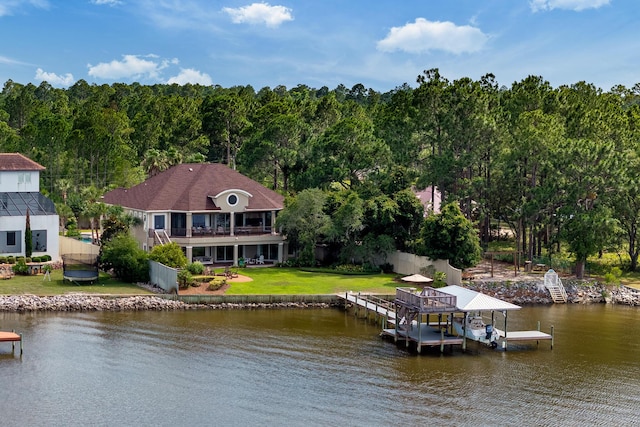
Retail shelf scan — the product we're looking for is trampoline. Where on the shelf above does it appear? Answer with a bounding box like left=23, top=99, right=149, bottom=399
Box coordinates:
left=62, top=254, right=99, bottom=284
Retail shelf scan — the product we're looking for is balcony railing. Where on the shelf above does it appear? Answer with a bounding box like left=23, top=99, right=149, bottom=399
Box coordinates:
left=168, top=226, right=273, bottom=238
left=395, top=287, right=458, bottom=313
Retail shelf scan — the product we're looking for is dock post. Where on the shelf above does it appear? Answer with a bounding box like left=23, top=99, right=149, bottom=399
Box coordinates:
left=537, top=321, right=540, bottom=331
left=354, top=294, right=358, bottom=318
left=440, top=328, right=445, bottom=353
left=551, top=325, right=554, bottom=349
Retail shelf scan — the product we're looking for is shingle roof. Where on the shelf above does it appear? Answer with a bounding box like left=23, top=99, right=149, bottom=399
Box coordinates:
left=0, top=153, right=46, bottom=171
left=103, top=163, right=284, bottom=212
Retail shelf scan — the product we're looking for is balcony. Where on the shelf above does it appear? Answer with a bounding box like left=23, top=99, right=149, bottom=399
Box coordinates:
left=168, top=226, right=274, bottom=238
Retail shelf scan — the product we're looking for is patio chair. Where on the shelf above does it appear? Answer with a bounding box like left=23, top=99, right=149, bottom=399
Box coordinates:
left=257, top=255, right=264, bottom=264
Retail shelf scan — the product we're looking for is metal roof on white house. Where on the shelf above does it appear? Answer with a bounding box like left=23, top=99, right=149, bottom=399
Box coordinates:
left=439, top=285, right=521, bottom=312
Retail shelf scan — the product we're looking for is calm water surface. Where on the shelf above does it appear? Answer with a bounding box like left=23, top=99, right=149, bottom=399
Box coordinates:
left=1, top=304, right=639, bottom=426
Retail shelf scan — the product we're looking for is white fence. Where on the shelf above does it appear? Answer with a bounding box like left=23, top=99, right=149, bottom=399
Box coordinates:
left=149, top=260, right=178, bottom=294
left=388, top=251, right=461, bottom=285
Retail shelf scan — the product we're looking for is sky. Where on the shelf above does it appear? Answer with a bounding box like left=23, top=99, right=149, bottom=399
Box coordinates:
left=0, top=0, right=638, bottom=92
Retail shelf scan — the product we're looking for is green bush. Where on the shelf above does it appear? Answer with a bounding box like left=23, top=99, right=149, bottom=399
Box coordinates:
left=7, top=256, right=15, bottom=264
left=0, top=256, right=7, bottom=264
left=432, top=271, right=447, bottom=288
left=149, top=242, right=187, bottom=269
left=187, top=261, right=205, bottom=275
left=208, top=277, right=226, bottom=291
left=100, top=233, right=150, bottom=283
left=42, top=255, right=52, bottom=261
left=12, top=260, right=29, bottom=275
left=16, top=256, right=25, bottom=263
left=177, top=270, right=193, bottom=289
left=31, top=256, right=40, bottom=262
left=25, top=257, right=32, bottom=263
left=333, top=264, right=365, bottom=273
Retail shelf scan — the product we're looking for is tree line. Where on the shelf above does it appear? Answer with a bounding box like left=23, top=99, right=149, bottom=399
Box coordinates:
left=2, top=70, right=640, bottom=276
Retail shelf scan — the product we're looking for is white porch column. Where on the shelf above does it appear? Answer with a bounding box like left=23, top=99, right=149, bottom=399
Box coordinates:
left=230, top=213, right=236, bottom=236
left=271, top=210, right=277, bottom=235
left=278, top=242, right=284, bottom=263
left=186, top=212, right=193, bottom=237
left=233, top=244, right=239, bottom=266
left=185, top=246, right=193, bottom=263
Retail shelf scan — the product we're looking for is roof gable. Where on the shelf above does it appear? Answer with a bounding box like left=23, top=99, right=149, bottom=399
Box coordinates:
left=0, top=153, right=46, bottom=171
left=103, top=163, right=284, bottom=212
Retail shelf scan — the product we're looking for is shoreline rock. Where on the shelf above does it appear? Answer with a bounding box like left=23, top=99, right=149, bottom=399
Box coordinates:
left=1, top=280, right=639, bottom=313
left=0, top=294, right=338, bottom=312
left=466, top=279, right=640, bottom=306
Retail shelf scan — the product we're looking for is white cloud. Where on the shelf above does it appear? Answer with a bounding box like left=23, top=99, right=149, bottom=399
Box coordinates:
left=166, top=68, right=213, bottom=85
left=530, top=0, right=610, bottom=12
left=34, top=68, right=74, bottom=86
left=87, top=54, right=174, bottom=80
left=91, top=0, right=122, bottom=5
left=0, top=0, right=49, bottom=17
left=0, top=55, right=24, bottom=65
left=223, top=2, right=293, bottom=28
left=377, top=18, right=488, bottom=55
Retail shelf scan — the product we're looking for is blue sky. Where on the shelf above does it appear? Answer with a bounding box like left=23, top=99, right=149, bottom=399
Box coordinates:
left=0, top=0, right=637, bottom=92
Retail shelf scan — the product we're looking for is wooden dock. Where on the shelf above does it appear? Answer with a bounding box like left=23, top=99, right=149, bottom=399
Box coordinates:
left=0, top=330, right=23, bottom=355
left=340, top=292, right=464, bottom=352
left=340, top=292, right=396, bottom=324
left=381, top=324, right=464, bottom=352
left=340, top=288, right=555, bottom=353
left=495, top=327, right=554, bottom=349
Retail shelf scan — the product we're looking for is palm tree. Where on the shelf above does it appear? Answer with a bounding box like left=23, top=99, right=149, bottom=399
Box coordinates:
left=142, top=148, right=170, bottom=177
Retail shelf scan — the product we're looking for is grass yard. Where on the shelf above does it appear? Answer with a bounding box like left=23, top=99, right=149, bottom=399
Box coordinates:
left=0, top=267, right=401, bottom=296
left=224, top=267, right=399, bottom=295
left=0, top=269, right=152, bottom=296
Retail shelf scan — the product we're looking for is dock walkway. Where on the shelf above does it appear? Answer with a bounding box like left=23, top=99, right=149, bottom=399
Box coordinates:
left=0, top=330, right=23, bottom=354
left=340, top=292, right=396, bottom=324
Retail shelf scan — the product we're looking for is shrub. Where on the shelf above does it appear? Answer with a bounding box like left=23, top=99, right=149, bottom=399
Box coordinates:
left=12, top=260, right=30, bottom=275
left=16, top=256, right=25, bottom=263
left=31, top=256, right=40, bottom=262
left=0, top=256, right=7, bottom=264
left=25, top=257, right=32, bottom=263
left=604, top=266, right=622, bottom=285
left=186, top=261, right=205, bottom=275
left=177, top=270, right=193, bottom=289
left=432, top=271, right=447, bottom=288
left=379, top=262, right=394, bottom=273
left=208, top=277, right=226, bottom=291
left=100, top=233, right=150, bottom=283
left=333, top=264, right=364, bottom=273
left=149, top=242, right=187, bottom=269
left=42, top=255, right=52, bottom=261
left=7, top=256, right=15, bottom=264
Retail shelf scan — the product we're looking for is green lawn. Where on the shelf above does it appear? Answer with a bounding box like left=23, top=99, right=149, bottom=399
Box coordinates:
left=0, top=267, right=401, bottom=296
left=224, top=267, right=399, bottom=295
left=0, top=270, right=153, bottom=296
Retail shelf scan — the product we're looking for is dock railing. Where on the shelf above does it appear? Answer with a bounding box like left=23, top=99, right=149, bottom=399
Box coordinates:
left=395, top=287, right=457, bottom=313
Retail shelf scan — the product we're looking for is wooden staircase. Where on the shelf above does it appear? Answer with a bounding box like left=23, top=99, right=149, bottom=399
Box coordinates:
left=153, top=229, right=172, bottom=245
left=544, top=269, right=567, bottom=303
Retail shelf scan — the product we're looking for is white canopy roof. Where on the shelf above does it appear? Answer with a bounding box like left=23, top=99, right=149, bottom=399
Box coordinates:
left=401, top=274, right=433, bottom=283
left=439, top=285, right=521, bottom=312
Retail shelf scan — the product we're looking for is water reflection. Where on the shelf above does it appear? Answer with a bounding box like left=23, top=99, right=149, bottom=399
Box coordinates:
left=0, top=305, right=639, bottom=426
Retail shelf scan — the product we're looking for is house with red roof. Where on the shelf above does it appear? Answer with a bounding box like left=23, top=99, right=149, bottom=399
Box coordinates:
left=0, top=153, right=59, bottom=260
left=102, top=163, right=287, bottom=266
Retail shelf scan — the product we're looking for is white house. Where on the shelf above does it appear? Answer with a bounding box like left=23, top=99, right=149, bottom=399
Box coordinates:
left=0, top=153, right=59, bottom=260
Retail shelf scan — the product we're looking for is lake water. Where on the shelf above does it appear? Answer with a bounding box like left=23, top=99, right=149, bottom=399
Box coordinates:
left=1, top=304, right=639, bottom=426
